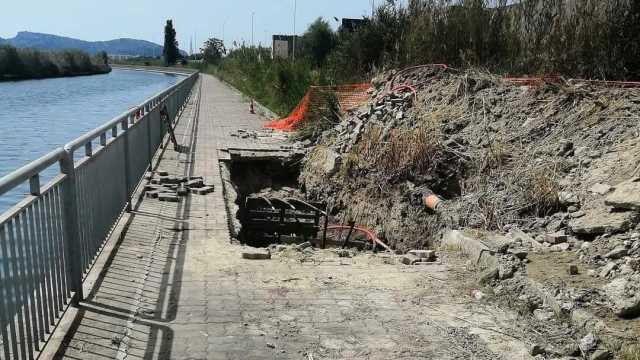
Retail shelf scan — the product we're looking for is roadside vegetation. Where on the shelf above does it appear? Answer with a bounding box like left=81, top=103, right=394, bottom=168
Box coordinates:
left=0, top=45, right=111, bottom=81
left=203, top=0, right=640, bottom=118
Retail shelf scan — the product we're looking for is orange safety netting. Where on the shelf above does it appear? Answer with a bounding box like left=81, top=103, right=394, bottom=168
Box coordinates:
left=265, top=84, right=371, bottom=131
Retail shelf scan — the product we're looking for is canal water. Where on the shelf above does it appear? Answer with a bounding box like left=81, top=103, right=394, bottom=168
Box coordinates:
left=0, top=68, right=183, bottom=212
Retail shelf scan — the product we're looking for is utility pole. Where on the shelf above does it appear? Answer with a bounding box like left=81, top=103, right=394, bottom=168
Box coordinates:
left=222, top=20, right=227, bottom=48
left=251, top=12, right=255, bottom=47
left=292, top=0, right=297, bottom=61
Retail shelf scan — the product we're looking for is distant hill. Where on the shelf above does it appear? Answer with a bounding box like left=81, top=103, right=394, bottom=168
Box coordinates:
left=3, top=31, right=187, bottom=57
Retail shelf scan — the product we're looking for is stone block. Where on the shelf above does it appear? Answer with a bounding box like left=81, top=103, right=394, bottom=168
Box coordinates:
left=241, top=248, right=271, bottom=260
left=159, top=193, right=179, bottom=202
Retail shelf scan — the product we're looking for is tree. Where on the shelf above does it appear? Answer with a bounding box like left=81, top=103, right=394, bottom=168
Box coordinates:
left=97, top=51, right=109, bottom=66
left=163, top=19, right=180, bottom=66
left=201, top=38, right=226, bottom=65
left=302, top=18, right=335, bottom=67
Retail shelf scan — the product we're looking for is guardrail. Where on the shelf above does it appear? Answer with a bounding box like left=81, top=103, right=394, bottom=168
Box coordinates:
left=0, top=70, right=198, bottom=360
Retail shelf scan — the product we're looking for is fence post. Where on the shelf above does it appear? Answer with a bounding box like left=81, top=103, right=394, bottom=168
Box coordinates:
left=146, top=106, right=153, bottom=171
left=122, top=118, right=132, bottom=212
left=60, top=147, right=84, bottom=304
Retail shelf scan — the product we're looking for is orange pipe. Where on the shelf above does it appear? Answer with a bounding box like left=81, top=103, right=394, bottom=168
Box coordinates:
left=423, top=194, right=442, bottom=211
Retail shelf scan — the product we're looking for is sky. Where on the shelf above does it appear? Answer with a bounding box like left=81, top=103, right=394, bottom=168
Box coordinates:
left=0, top=0, right=391, bottom=53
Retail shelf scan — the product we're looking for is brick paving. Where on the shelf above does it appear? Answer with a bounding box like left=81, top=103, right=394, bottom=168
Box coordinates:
left=49, top=75, right=534, bottom=360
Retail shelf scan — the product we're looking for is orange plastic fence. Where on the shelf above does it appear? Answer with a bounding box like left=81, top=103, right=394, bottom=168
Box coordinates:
left=265, top=84, right=370, bottom=131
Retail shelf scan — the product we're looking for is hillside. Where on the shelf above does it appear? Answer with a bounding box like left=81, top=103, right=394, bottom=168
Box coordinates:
left=3, top=31, right=186, bottom=57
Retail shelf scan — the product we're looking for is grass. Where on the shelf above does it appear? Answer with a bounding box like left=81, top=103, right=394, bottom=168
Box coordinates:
left=522, top=168, right=561, bottom=216
left=622, top=345, right=640, bottom=360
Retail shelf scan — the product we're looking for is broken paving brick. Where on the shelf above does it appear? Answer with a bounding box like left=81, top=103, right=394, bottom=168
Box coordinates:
left=192, top=186, right=214, bottom=195
left=158, top=193, right=179, bottom=202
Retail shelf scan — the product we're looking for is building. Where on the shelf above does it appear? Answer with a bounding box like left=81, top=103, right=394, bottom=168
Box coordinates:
left=341, top=18, right=368, bottom=33
left=271, top=35, right=300, bottom=60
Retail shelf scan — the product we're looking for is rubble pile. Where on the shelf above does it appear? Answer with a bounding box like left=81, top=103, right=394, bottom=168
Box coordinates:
left=297, top=66, right=640, bottom=355
left=144, top=171, right=214, bottom=202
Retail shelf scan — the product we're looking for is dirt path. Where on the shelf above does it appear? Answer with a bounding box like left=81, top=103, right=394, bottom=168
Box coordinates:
left=48, top=74, right=534, bottom=360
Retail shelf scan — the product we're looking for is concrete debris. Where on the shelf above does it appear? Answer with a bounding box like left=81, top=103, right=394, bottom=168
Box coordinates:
left=579, top=333, right=598, bottom=354
left=296, top=241, right=312, bottom=251
left=590, top=350, right=612, bottom=360
left=604, top=245, right=628, bottom=259
left=158, top=193, right=179, bottom=202
left=605, top=178, right=640, bottom=210
left=568, top=206, right=638, bottom=235
left=241, top=248, right=272, bottom=260
left=143, top=172, right=214, bottom=200
left=545, top=231, right=567, bottom=245
left=604, top=274, right=640, bottom=318
left=589, top=183, right=613, bottom=195
left=192, top=186, right=215, bottom=195
left=408, top=249, right=437, bottom=262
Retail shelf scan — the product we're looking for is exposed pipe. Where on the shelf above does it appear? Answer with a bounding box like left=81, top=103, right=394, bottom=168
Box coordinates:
left=326, top=225, right=392, bottom=252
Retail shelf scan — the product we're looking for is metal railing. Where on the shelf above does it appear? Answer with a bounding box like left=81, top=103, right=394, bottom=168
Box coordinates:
left=0, top=70, right=198, bottom=360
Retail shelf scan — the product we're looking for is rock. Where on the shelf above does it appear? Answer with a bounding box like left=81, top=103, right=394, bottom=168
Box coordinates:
left=605, top=178, right=640, bottom=210
left=569, top=207, right=638, bottom=235
left=478, top=266, right=498, bottom=284
left=507, top=248, right=529, bottom=260
left=296, top=242, right=312, bottom=251
left=568, top=264, right=579, bottom=275
left=401, top=254, right=421, bottom=265
left=241, top=248, right=272, bottom=260
left=590, top=350, right=612, bottom=360
left=604, top=275, right=640, bottom=318
left=546, top=231, right=568, bottom=244
left=529, top=343, right=546, bottom=356
left=559, top=191, right=580, bottom=206
left=157, top=171, right=169, bottom=176
left=604, top=245, right=628, bottom=260
left=498, top=263, right=515, bottom=280
left=567, top=205, right=579, bottom=213
left=408, top=250, right=436, bottom=261
left=561, top=344, right=580, bottom=356
left=321, top=149, right=342, bottom=176
left=590, top=183, right=613, bottom=195
left=599, top=262, right=618, bottom=278
left=533, top=309, right=554, bottom=321
left=579, top=333, right=598, bottom=354
left=570, top=210, right=586, bottom=219
left=550, top=243, right=571, bottom=252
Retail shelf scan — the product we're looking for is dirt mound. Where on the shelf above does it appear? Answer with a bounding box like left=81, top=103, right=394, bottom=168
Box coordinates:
left=300, top=67, right=640, bottom=251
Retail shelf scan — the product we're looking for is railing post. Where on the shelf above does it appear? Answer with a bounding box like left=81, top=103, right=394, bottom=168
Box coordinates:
left=122, top=119, right=132, bottom=212
left=60, top=147, right=84, bottom=304
left=146, top=106, right=153, bottom=171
